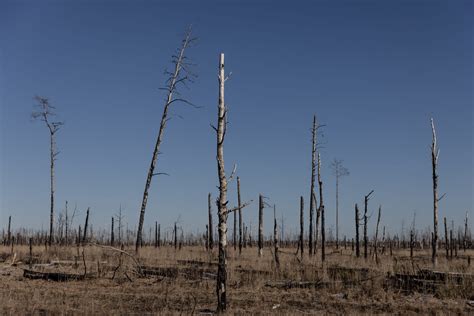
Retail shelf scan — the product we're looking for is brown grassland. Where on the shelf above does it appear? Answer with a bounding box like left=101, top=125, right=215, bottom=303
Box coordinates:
left=1, top=244, right=473, bottom=315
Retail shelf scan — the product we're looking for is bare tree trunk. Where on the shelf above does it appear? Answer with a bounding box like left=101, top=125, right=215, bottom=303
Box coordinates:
left=355, top=204, right=360, bottom=258
left=464, top=212, right=468, bottom=252
left=158, top=224, right=161, bottom=248
left=336, top=176, right=339, bottom=249
left=7, top=216, right=11, bottom=246
left=154, top=221, right=157, bottom=248
left=364, top=190, right=374, bottom=260
left=318, top=153, right=325, bottom=262
left=82, top=207, right=90, bottom=244
left=374, top=206, right=381, bottom=264
left=233, top=196, right=237, bottom=252
left=431, top=118, right=439, bottom=265
left=237, top=177, right=243, bottom=254
left=111, top=217, right=115, bottom=246
left=208, top=193, right=213, bottom=250
left=299, top=196, right=304, bottom=260
left=258, top=194, right=264, bottom=257
left=444, top=217, right=449, bottom=259
left=174, top=222, right=178, bottom=251
left=410, top=229, right=414, bottom=259
left=273, top=205, right=280, bottom=270
left=135, top=29, right=194, bottom=253
left=49, top=132, right=55, bottom=246
left=309, top=115, right=317, bottom=256
left=216, top=53, right=229, bottom=312
left=65, top=201, right=68, bottom=246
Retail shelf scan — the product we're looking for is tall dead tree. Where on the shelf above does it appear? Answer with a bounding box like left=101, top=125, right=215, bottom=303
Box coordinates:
left=364, top=190, right=374, bottom=259
left=215, top=53, right=230, bottom=312
left=430, top=118, right=440, bottom=265
left=65, top=201, right=69, bottom=246
left=208, top=193, right=213, bottom=250
left=237, top=177, right=243, bottom=254
left=374, top=205, right=381, bottom=264
left=7, top=216, right=11, bottom=246
left=308, top=116, right=317, bottom=256
left=299, top=196, right=304, bottom=259
left=464, top=212, right=468, bottom=252
left=273, top=204, right=280, bottom=269
left=111, top=217, right=115, bottom=246
left=318, top=153, right=325, bottom=262
left=135, top=28, right=196, bottom=253
left=82, top=207, right=90, bottom=243
left=355, top=204, right=360, bottom=258
left=258, top=194, right=264, bottom=257
left=32, top=96, right=64, bottom=246
left=330, top=159, right=349, bottom=249
left=444, top=217, right=449, bottom=259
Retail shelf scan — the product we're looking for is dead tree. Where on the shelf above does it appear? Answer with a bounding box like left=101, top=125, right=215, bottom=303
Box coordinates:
left=318, top=153, right=325, bottom=262
left=430, top=118, right=440, bottom=265
left=111, top=217, right=115, bottom=246
left=65, top=201, right=69, bottom=246
left=464, top=212, right=468, bottom=252
left=273, top=204, right=280, bottom=269
left=444, top=217, right=449, bottom=259
left=154, top=221, right=158, bottom=248
left=208, top=193, right=213, bottom=250
left=82, top=207, right=90, bottom=243
left=308, top=115, right=317, bottom=256
left=135, top=28, right=196, bottom=253
left=299, top=196, right=304, bottom=259
left=215, top=52, right=230, bottom=312
left=374, top=205, right=381, bottom=264
left=355, top=204, right=360, bottom=257
left=330, top=159, right=349, bottom=249
left=237, top=177, right=243, bottom=254
left=7, top=216, right=11, bottom=246
left=364, top=190, right=374, bottom=259
left=158, top=224, right=161, bottom=247
left=258, top=194, right=264, bottom=257
left=32, top=96, right=64, bottom=246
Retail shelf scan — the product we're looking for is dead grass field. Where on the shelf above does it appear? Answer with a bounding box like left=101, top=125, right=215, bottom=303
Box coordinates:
left=1, top=244, right=473, bottom=314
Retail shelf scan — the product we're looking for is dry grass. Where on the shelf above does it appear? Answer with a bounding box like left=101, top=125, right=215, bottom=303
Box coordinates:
left=1, top=244, right=473, bottom=314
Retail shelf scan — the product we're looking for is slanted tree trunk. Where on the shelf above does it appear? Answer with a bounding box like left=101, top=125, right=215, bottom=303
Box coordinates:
left=299, top=196, right=304, bottom=260
left=430, top=118, right=439, bottom=265
left=208, top=193, right=213, bottom=250
left=82, top=207, right=90, bottom=244
left=216, top=53, right=229, bottom=312
left=258, top=194, right=264, bottom=257
left=237, top=177, right=243, bottom=254
left=444, top=217, right=449, bottom=259
left=135, top=29, right=195, bottom=253
left=309, top=116, right=317, bottom=256
left=355, top=204, right=360, bottom=258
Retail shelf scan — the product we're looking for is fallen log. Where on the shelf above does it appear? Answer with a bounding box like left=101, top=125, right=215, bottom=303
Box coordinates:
left=23, top=269, right=86, bottom=281
left=265, top=279, right=327, bottom=289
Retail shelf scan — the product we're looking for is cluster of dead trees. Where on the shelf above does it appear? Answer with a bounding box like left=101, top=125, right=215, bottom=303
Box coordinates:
left=12, top=27, right=471, bottom=313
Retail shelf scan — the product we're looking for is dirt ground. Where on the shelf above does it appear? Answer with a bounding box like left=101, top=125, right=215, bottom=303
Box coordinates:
left=1, top=245, right=473, bottom=315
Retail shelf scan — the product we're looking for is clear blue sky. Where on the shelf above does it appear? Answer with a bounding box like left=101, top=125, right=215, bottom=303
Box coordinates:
left=1, top=0, right=472, bottom=239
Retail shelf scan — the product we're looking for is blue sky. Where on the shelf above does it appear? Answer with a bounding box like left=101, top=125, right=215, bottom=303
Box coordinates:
left=1, top=0, right=472, bottom=239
